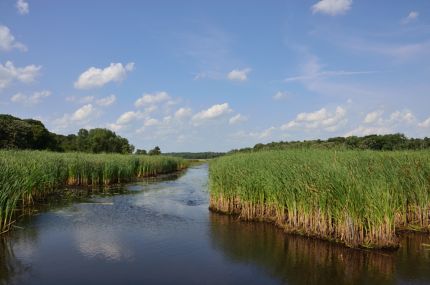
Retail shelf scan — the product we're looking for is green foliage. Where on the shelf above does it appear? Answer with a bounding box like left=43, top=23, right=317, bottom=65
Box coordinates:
left=163, top=152, right=225, bottom=159
left=229, top=134, right=430, bottom=153
left=209, top=149, right=430, bottom=248
left=135, top=149, right=147, bottom=155
left=0, top=115, right=56, bottom=150
left=148, top=146, right=161, bottom=156
left=0, top=150, right=188, bottom=233
left=0, top=114, right=134, bottom=154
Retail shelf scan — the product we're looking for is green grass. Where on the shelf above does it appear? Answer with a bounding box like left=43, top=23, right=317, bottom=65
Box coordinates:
left=0, top=150, right=187, bottom=232
left=209, top=149, right=430, bottom=248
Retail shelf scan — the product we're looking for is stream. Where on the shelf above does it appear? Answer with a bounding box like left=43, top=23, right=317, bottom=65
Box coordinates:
left=1, top=164, right=430, bottom=285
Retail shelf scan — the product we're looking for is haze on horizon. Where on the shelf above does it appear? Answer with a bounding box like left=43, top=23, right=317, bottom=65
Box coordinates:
left=1, top=0, right=429, bottom=152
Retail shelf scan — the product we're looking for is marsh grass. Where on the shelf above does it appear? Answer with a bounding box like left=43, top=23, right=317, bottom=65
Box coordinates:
left=209, top=150, right=430, bottom=248
left=0, top=150, right=187, bottom=233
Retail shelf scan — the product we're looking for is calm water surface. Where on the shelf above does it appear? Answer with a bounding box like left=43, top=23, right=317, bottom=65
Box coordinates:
left=1, top=164, right=430, bottom=285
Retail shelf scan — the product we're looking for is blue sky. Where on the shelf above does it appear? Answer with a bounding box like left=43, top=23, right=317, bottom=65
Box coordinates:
left=1, top=0, right=429, bottom=152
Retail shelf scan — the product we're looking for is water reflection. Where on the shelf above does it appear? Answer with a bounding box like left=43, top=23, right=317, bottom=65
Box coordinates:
left=0, top=238, right=24, bottom=285
left=209, top=213, right=430, bottom=285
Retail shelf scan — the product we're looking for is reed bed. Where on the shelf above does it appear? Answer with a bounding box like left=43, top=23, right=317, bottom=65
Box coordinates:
left=0, top=150, right=187, bottom=232
left=209, top=150, right=430, bottom=248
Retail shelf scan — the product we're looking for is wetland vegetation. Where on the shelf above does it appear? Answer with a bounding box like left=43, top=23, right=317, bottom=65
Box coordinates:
left=0, top=150, right=187, bottom=233
left=209, top=149, right=430, bottom=248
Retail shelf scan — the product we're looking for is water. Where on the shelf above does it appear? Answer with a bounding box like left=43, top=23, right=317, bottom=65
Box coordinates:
left=1, top=164, right=430, bottom=285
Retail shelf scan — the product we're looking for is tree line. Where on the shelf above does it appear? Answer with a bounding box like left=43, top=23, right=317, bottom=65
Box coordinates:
left=230, top=133, right=430, bottom=153
left=162, top=152, right=225, bottom=159
left=0, top=114, right=160, bottom=155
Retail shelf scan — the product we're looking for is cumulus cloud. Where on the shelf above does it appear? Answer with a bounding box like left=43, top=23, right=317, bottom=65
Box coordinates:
left=174, top=107, right=192, bottom=119
left=311, top=0, right=352, bottom=16
left=419, top=117, right=430, bottom=128
left=144, top=118, right=159, bottom=127
left=192, top=103, right=232, bottom=124
left=10, top=90, right=51, bottom=105
left=0, top=25, right=27, bottom=52
left=389, top=110, right=416, bottom=124
left=402, top=11, right=419, bottom=24
left=16, top=0, right=29, bottom=15
left=364, top=110, right=383, bottom=124
left=344, top=126, right=391, bottom=137
left=116, top=111, right=141, bottom=125
left=72, top=104, right=94, bottom=121
left=346, top=109, right=418, bottom=136
left=0, top=61, right=41, bottom=89
left=281, top=106, right=347, bottom=132
left=52, top=104, right=100, bottom=133
left=227, top=68, right=251, bottom=81
left=229, top=114, right=247, bottom=125
left=135, top=91, right=170, bottom=107
left=74, top=62, right=134, bottom=89
left=96, top=94, right=116, bottom=106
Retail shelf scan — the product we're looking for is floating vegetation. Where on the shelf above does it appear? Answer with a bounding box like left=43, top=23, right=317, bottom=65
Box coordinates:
left=0, top=150, right=187, bottom=233
left=209, top=150, right=430, bottom=248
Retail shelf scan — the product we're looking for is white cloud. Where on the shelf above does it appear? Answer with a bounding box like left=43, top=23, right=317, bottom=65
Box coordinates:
left=0, top=61, right=41, bottom=89
left=117, top=111, right=141, bottom=125
left=344, top=126, right=392, bottom=137
left=258, top=127, right=276, bottom=139
left=52, top=105, right=100, bottom=133
left=107, top=123, right=123, bottom=132
left=229, top=114, right=247, bottom=125
left=11, top=90, right=51, bottom=105
left=227, top=68, right=251, bottom=81
left=0, top=25, right=27, bottom=52
left=74, top=62, right=134, bottom=89
left=419, top=117, right=430, bottom=128
left=273, top=91, right=291, bottom=100
left=364, top=110, right=383, bottom=124
left=96, top=94, right=116, bottom=106
left=72, top=104, right=94, bottom=121
left=389, top=110, right=416, bottom=124
left=135, top=91, right=170, bottom=107
left=346, top=109, right=418, bottom=136
left=174, top=107, right=192, bottom=119
left=402, top=11, right=419, bottom=24
left=144, top=118, right=159, bottom=127
left=311, top=0, right=352, bottom=16
left=10, top=93, right=26, bottom=103
left=281, top=106, right=347, bottom=132
left=16, top=0, right=29, bottom=15
left=192, top=103, right=232, bottom=124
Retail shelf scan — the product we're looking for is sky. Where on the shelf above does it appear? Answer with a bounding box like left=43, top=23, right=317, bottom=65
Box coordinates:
left=0, top=0, right=430, bottom=152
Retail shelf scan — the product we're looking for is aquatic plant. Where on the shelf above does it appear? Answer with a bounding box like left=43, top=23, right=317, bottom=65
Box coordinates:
left=0, top=150, right=187, bottom=233
left=209, top=150, right=430, bottom=248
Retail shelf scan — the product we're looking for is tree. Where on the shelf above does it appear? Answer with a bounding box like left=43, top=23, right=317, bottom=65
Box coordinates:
left=135, top=149, right=147, bottom=155
left=0, top=115, right=55, bottom=150
left=149, top=146, right=161, bottom=155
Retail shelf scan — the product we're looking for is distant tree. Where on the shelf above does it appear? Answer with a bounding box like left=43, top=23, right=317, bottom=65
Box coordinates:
left=77, top=128, right=90, bottom=152
left=149, top=146, right=161, bottom=156
left=135, top=149, right=147, bottom=155
left=162, top=152, right=225, bottom=159
left=253, top=143, right=265, bottom=151
left=0, top=115, right=56, bottom=150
